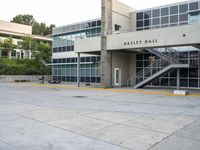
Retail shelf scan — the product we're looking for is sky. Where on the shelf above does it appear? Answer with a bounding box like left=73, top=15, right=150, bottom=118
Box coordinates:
left=0, top=0, right=185, bottom=26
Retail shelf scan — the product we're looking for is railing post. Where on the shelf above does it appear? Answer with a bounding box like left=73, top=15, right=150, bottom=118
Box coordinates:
left=143, top=68, right=145, bottom=80
left=188, top=51, right=190, bottom=65
left=77, top=53, right=80, bottom=87
left=177, top=68, right=180, bottom=90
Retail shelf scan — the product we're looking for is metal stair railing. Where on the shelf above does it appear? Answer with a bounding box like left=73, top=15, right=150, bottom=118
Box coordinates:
left=135, top=59, right=170, bottom=84
left=146, top=47, right=188, bottom=64
left=127, top=59, right=169, bottom=86
left=127, top=47, right=199, bottom=87
left=146, top=49, right=174, bottom=63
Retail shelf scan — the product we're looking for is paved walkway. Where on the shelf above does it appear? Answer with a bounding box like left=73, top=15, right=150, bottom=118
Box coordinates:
left=0, top=83, right=200, bottom=150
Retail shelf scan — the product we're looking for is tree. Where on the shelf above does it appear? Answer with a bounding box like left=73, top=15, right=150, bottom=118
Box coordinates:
left=3, top=37, right=16, bottom=59
left=11, top=14, right=36, bottom=26
left=34, top=42, right=51, bottom=63
left=0, top=39, right=3, bottom=49
left=32, top=22, right=55, bottom=36
left=20, top=35, right=33, bottom=50
left=11, top=14, right=55, bottom=36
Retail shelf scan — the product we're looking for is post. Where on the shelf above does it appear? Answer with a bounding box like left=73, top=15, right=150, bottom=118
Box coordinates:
left=177, top=68, right=180, bottom=90
left=100, top=0, right=113, bottom=88
left=77, top=53, right=80, bottom=87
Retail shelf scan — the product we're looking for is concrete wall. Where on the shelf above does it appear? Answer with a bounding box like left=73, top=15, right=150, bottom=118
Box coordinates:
left=111, top=52, right=130, bottom=87
left=129, top=13, right=136, bottom=32
left=75, top=24, right=200, bottom=53
left=129, top=53, right=137, bottom=85
left=0, top=75, right=51, bottom=82
left=112, top=0, right=134, bottom=33
left=107, top=24, right=200, bottom=50
left=74, top=37, right=101, bottom=53
left=0, top=20, right=32, bottom=34
left=53, top=50, right=98, bottom=59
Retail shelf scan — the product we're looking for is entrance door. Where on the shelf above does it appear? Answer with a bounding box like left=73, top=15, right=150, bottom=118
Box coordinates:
left=114, top=68, right=121, bottom=86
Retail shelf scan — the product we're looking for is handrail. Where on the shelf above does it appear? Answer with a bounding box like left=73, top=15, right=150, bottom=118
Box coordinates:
left=127, top=47, right=199, bottom=87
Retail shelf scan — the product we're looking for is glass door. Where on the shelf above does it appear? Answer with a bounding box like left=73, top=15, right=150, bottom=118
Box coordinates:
left=114, top=67, right=121, bottom=86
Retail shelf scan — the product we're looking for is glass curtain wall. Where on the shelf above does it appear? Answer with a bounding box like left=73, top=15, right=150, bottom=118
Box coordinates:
left=52, top=56, right=101, bottom=83
left=136, top=0, right=200, bottom=31
left=52, top=19, right=101, bottom=83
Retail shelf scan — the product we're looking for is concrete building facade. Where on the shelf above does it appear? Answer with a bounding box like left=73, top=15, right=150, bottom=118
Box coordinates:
left=0, top=20, right=52, bottom=59
left=52, top=0, right=200, bottom=89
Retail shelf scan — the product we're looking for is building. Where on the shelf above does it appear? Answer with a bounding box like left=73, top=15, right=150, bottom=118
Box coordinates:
left=52, top=0, right=200, bottom=89
left=0, top=20, right=52, bottom=59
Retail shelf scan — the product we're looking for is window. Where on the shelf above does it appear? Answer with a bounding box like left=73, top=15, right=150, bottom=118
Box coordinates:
left=137, top=12, right=143, bottom=20
left=189, top=68, right=198, bottom=78
left=170, top=15, right=178, bottom=23
left=92, top=21, right=97, bottom=27
left=97, top=20, right=101, bottom=26
left=144, top=11, right=151, bottom=19
left=70, top=25, right=76, bottom=31
left=189, top=2, right=198, bottom=11
left=58, top=47, right=62, bottom=52
left=75, top=24, right=81, bottom=30
left=179, top=4, right=188, bottom=13
left=161, top=7, right=169, bottom=16
left=189, top=79, right=198, bottom=87
left=189, top=11, right=199, bottom=23
left=153, top=9, right=160, bottom=17
left=161, top=16, right=169, bottom=24
left=53, top=48, right=57, bottom=53
left=115, top=24, right=121, bottom=31
left=152, top=18, right=160, bottom=25
left=144, top=20, right=150, bottom=26
left=179, top=13, right=188, bottom=22
left=170, top=6, right=178, bottom=15
left=137, top=21, right=143, bottom=27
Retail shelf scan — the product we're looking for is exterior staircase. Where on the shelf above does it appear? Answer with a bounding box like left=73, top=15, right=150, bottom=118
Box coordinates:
left=130, top=47, right=199, bottom=89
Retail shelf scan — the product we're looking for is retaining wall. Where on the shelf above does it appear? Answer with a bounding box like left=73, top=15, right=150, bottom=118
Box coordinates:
left=0, top=75, right=51, bottom=82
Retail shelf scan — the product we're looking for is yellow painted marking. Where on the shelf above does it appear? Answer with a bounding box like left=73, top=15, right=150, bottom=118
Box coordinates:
left=29, top=83, right=200, bottom=97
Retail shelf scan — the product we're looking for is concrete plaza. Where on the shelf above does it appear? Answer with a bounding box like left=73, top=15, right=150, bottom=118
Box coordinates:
left=0, top=83, right=200, bottom=150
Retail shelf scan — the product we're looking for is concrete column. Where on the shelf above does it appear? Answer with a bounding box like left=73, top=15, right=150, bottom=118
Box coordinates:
left=100, top=0, right=113, bottom=88
left=77, top=53, right=80, bottom=87
left=177, top=68, right=180, bottom=90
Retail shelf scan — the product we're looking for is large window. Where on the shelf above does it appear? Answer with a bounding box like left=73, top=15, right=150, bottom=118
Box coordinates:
left=189, top=11, right=200, bottom=23
left=136, top=1, right=199, bottom=31
left=52, top=56, right=101, bottom=83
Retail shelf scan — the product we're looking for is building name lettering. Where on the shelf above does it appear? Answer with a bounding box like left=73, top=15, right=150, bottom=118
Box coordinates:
left=124, top=39, right=158, bottom=46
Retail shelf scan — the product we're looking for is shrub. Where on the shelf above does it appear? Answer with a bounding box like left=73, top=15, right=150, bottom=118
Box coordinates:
left=0, top=58, right=51, bottom=75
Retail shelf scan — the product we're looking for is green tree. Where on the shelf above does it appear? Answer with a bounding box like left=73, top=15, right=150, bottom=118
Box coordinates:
left=3, top=37, right=16, bottom=59
left=33, top=23, right=55, bottom=36
left=11, top=14, right=55, bottom=36
left=20, top=35, right=33, bottom=50
left=11, top=14, right=36, bottom=26
left=0, top=39, right=3, bottom=50
left=34, top=42, right=51, bottom=63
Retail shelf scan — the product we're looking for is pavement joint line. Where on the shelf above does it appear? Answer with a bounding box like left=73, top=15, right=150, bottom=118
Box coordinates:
left=147, top=117, right=200, bottom=150
left=0, top=139, right=17, bottom=150
left=90, top=96, right=198, bottom=109
left=82, top=114, right=171, bottom=135
left=15, top=113, right=134, bottom=150
left=30, top=83, right=200, bottom=97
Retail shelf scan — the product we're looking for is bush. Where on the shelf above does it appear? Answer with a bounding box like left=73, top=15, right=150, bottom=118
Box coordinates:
left=0, top=58, right=51, bottom=75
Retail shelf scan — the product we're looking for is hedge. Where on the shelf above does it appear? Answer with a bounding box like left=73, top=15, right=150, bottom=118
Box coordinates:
left=0, top=58, right=51, bottom=75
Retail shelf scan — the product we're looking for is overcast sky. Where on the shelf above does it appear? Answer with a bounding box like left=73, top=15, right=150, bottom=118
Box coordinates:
left=0, top=0, right=185, bottom=26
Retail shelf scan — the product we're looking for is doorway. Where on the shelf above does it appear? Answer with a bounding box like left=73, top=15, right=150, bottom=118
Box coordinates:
left=114, top=67, right=121, bottom=86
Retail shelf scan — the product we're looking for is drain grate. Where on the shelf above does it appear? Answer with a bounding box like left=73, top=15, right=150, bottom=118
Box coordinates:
left=73, top=96, right=87, bottom=98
